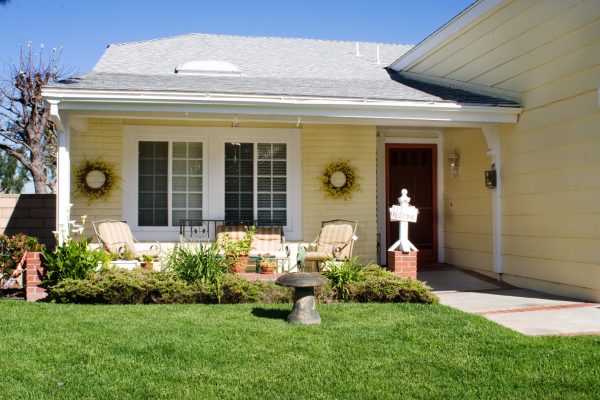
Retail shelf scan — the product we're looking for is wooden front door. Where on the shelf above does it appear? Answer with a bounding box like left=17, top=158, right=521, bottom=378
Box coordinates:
left=386, top=144, right=437, bottom=262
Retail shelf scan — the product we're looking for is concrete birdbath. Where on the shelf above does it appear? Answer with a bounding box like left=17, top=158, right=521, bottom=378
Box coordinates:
left=275, top=273, right=327, bottom=325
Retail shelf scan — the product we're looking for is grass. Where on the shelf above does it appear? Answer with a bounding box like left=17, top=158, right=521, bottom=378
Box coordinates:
left=1, top=301, right=599, bottom=399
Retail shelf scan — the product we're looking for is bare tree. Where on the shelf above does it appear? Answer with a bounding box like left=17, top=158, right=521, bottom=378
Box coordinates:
left=0, top=43, right=63, bottom=193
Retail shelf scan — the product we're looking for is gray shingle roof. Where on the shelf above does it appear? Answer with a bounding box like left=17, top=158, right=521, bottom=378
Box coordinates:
left=50, top=33, right=519, bottom=106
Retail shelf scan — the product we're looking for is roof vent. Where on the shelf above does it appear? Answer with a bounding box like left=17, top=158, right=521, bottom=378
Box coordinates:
left=175, top=60, right=242, bottom=76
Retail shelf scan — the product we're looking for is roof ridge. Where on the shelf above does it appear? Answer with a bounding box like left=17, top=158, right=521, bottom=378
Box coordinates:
left=108, top=32, right=412, bottom=48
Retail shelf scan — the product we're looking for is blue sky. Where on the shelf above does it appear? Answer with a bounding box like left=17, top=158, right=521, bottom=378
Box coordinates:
left=1, top=0, right=473, bottom=75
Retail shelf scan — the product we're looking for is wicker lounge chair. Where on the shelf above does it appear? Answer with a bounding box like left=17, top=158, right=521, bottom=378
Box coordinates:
left=298, top=219, right=358, bottom=271
left=93, top=219, right=161, bottom=258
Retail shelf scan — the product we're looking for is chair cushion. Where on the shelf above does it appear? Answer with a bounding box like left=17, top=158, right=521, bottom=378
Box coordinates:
left=316, top=223, right=354, bottom=257
left=304, top=251, right=332, bottom=261
left=252, top=227, right=283, bottom=252
left=96, top=221, right=136, bottom=254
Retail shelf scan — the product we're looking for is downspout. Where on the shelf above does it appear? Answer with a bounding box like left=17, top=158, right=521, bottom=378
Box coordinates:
left=482, top=126, right=503, bottom=280
left=48, top=99, right=70, bottom=245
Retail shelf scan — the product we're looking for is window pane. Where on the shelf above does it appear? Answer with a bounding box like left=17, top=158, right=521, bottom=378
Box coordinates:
left=188, top=160, right=202, bottom=175
left=188, top=177, right=202, bottom=192
left=188, top=194, right=202, bottom=208
left=138, top=141, right=168, bottom=226
left=257, top=193, right=271, bottom=208
left=173, top=193, right=186, bottom=208
left=173, top=160, right=187, bottom=175
left=172, top=142, right=187, bottom=158
left=172, top=210, right=186, bottom=227
left=172, top=177, right=187, bottom=191
left=188, top=142, right=203, bottom=158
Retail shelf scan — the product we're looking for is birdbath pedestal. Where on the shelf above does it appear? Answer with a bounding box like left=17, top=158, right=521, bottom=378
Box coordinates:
left=275, top=273, right=327, bottom=325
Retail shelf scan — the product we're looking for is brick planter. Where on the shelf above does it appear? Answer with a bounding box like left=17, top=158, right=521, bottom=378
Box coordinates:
left=387, top=250, right=417, bottom=279
left=25, top=251, right=47, bottom=302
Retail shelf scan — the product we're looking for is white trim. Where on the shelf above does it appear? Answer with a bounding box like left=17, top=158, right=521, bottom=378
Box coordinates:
left=49, top=101, right=70, bottom=243
left=43, top=88, right=522, bottom=124
left=122, top=126, right=302, bottom=241
left=377, top=131, right=444, bottom=265
left=388, top=0, right=506, bottom=71
left=482, top=126, right=502, bottom=275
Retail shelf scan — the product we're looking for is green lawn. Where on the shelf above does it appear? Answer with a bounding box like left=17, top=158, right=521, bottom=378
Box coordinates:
left=1, top=301, right=599, bottom=399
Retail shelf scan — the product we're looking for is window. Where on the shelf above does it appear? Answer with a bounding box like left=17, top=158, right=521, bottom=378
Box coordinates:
left=124, top=126, right=301, bottom=240
left=225, top=143, right=254, bottom=221
left=224, top=142, right=287, bottom=224
left=138, top=141, right=204, bottom=227
left=257, top=143, right=287, bottom=225
left=172, top=142, right=203, bottom=226
left=138, top=141, right=168, bottom=226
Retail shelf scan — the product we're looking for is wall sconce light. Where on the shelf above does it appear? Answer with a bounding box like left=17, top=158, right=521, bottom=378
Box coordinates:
left=485, top=165, right=497, bottom=188
left=448, top=150, right=459, bottom=177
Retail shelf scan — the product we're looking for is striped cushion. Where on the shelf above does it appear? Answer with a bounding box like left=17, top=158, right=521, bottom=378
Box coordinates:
left=252, top=227, right=283, bottom=252
left=316, top=223, right=354, bottom=258
left=96, top=221, right=136, bottom=255
left=216, top=225, right=247, bottom=243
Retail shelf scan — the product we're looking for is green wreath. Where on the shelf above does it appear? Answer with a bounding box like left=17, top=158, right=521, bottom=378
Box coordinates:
left=74, top=159, right=119, bottom=203
left=320, top=160, right=360, bottom=200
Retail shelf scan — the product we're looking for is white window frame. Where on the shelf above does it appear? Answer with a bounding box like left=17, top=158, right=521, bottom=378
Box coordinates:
left=122, top=126, right=302, bottom=241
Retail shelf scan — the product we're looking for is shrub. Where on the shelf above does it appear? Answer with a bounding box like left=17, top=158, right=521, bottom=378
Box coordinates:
left=219, top=274, right=291, bottom=304
left=348, top=267, right=439, bottom=304
left=0, top=234, right=43, bottom=284
left=49, top=269, right=197, bottom=304
left=322, top=257, right=366, bottom=300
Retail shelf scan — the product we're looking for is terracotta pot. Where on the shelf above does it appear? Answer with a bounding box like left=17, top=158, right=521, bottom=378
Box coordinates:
left=142, top=262, right=153, bottom=270
left=260, top=264, right=276, bottom=274
left=229, top=256, right=249, bottom=273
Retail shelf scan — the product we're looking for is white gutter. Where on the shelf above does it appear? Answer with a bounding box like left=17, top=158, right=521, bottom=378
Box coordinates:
left=388, top=0, right=506, bottom=71
left=42, top=88, right=522, bottom=124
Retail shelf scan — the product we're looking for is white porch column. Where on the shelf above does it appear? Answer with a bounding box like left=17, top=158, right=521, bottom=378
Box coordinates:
left=482, top=126, right=503, bottom=275
left=49, top=101, right=70, bottom=244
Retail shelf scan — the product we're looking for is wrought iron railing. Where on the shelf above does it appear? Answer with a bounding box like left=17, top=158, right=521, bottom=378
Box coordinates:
left=179, top=219, right=284, bottom=243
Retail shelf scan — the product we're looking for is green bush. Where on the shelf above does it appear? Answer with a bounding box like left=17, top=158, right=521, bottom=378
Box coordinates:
left=0, top=234, right=43, bottom=284
left=321, top=257, right=366, bottom=301
left=49, top=269, right=196, bottom=304
left=348, top=267, right=439, bottom=304
left=219, top=274, right=291, bottom=304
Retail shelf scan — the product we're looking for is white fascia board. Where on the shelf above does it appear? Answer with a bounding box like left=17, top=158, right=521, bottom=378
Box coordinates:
left=43, top=88, right=521, bottom=124
left=388, top=0, right=505, bottom=71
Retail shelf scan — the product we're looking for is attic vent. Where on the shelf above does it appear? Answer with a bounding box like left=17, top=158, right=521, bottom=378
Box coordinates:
left=175, top=60, right=241, bottom=76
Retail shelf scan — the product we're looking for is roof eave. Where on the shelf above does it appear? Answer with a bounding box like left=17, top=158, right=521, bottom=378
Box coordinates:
left=42, top=87, right=522, bottom=125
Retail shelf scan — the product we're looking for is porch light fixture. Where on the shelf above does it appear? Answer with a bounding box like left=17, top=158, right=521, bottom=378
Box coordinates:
left=448, top=150, right=459, bottom=177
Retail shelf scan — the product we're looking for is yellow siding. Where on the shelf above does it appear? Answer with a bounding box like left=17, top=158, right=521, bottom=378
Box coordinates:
left=443, top=128, right=493, bottom=272
left=403, top=0, right=600, bottom=300
left=71, top=119, right=378, bottom=263
left=70, top=119, right=124, bottom=235
left=302, top=125, right=378, bottom=263
left=406, top=1, right=600, bottom=102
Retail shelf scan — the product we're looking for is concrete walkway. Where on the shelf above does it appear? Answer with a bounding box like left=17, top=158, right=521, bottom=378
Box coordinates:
left=418, top=266, right=600, bottom=336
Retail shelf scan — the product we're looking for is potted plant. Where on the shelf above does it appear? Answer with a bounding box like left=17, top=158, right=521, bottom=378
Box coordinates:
left=220, top=226, right=255, bottom=273
left=140, top=254, right=155, bottom=269
left=258, top=254, right=277, bottom=274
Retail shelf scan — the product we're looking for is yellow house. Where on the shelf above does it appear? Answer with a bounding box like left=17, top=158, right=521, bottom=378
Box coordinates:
left=43, top=0, right=599, bottom=301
